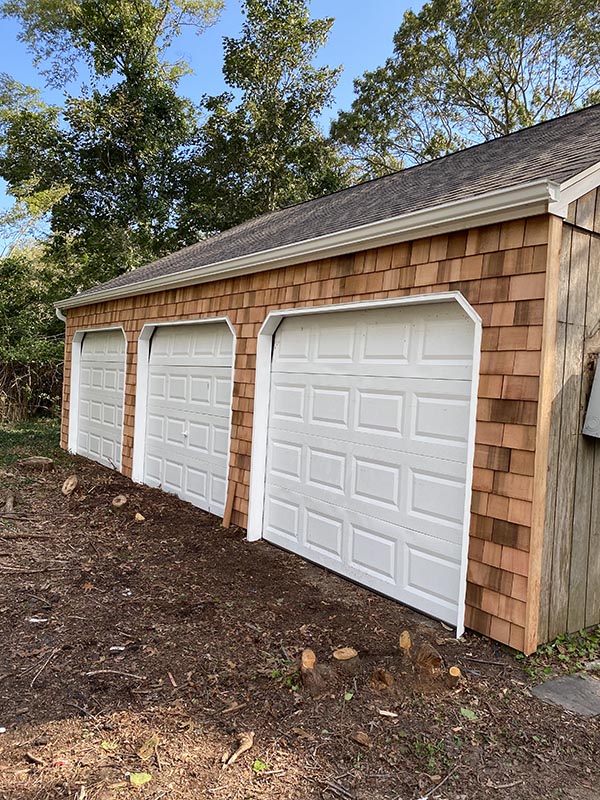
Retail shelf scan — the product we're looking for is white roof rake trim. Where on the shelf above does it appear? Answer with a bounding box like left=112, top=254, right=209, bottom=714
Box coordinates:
left=56, top=178, right=563, bottom=311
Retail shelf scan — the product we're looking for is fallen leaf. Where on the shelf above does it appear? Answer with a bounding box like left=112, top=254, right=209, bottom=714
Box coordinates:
left=352, top=731, right=370, bottom=747
left=136, top=733, right=159, bottom=762
left=252, top=759, right=269, bottom=773
left=344, top=690, right=354, bottom=701
left=135, top=512, right=145, bottom=522
left=460, top=707, right=478, bottom=721
left=378, top=709, right=398, bottom=718
left=292, top=727, right=314, bottom=741
left=101, top=741, right=118, bottom=752
left=129, top=772, right=152, bottom=786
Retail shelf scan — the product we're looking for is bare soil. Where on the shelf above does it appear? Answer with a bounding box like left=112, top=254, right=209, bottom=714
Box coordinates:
left=0, top=444, right=598, bottom=799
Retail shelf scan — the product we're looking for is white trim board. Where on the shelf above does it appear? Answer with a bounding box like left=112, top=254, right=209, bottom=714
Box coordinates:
left=68, top=326, right=128, bottom=470
left=247, top=292, right=482, bottom=637
left=56, top=178, right=564, bottom=311
left=131, top=317, right=236, bottom=519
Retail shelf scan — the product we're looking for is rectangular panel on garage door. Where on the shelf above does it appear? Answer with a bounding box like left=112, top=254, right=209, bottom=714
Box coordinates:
left=77, top=329, right=126, bottom=469
left=144, top=323, right=233, bottom=516
left=263, top=304, right=475, bottom=628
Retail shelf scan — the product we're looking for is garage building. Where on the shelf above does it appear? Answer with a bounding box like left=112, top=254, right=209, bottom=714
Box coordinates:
left=56, top=104, right=600, bottom=654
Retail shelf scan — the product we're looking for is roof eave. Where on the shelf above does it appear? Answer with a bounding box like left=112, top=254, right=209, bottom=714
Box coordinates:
left=56, top=178, right=561, bottom=311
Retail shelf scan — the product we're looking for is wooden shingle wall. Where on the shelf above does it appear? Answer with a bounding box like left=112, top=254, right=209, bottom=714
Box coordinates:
left=61, top=215, right=552, bottom=652
left=539, top=189, right=600, bottom=643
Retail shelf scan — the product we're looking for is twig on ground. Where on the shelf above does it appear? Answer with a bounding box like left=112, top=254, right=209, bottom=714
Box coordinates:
left=415, top=764, right=459, bottom=800
left=30, top=648, right=60, bottom=688
left=84, top=669, right=146, bottom=680
left=488, top=780, right=523, bottom=789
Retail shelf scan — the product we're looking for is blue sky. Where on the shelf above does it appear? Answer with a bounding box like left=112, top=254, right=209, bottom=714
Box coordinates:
left=0, top=0, right=421, bottom=213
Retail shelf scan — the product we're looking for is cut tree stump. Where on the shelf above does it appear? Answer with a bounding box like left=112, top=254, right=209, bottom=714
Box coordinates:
left=16, top=457, right=54, bottom=473
left=371, top=667, right=394, bottom=690
left=415, top=642, right=444, bottom=675
left=61, top=475, right=78, bottom=497
left=300, top=648, right=327, bottom=697
left=111, top=495, right=128, bottom=512
left=332, top=647, right=360, bottom=676
left=448, top=666, right=462, bottom=687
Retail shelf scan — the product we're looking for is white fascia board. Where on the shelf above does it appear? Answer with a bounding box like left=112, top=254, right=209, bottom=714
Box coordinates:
left=56, top=178, right=560, bottom=311
left=548, top=162, right=600, bottom=218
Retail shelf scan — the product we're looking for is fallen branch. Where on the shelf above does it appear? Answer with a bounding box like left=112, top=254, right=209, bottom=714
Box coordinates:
left=0, top=533, right=52, bottom=540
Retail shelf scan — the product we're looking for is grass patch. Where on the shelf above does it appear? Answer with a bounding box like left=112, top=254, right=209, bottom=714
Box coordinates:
left=515, top=625, right=600, bottom=680
left=0, top=418, right=65, bottom=467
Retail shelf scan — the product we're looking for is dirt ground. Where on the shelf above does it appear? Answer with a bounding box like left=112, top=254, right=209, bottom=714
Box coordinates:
left=0, top=427, right=598, bottom=799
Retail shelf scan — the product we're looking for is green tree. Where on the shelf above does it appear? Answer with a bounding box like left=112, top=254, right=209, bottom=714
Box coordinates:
left=332, top=0, right=600, bottom=178
left=0, top=0, right=223, bottom=287
left=184, top=0, right=350, bottom=235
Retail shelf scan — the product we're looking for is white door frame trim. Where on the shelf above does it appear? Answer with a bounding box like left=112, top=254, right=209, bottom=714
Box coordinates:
left=131, top=317, right=237, bottom=518
left=68, top=325, right=128, bottom=470
left=247, top=292, right=482, bottom=636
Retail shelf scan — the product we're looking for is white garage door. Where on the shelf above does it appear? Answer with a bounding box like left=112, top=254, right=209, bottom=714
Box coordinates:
left=263, top=304, right=475, bottom=627
left=77, top=329, right=126, bottom=469
left=144, top=323, right=233, bottom=516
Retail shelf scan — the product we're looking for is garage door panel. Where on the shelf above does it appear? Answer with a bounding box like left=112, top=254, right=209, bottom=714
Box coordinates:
left=148, top=366, right=231, bottom=418
left=269, top=372, right=470, bottom=461
left=77, top=330, right=125, bottom=469
left=264, top=304, right=475, bottom=629
left=267, top=429, right=466, bottom=542
left=273, top=307, right=473, bottom=380
left=265, top=486, right=462, bottom=624
left=144, top=323, right=233, bottom=517
left=150, top=324, right=232, bottom=366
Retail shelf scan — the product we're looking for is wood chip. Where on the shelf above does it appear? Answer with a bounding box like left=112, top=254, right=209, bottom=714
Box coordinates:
left=222, top=731, right=254, bottom=768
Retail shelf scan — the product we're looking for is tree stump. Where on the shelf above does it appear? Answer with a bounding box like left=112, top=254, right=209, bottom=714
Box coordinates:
left=415, top=642, right=444, bottom=675
left=332, top=647, right=360, bottom=676
left=111, top=494, right=128, bottom=512
left=300, top=648, right=327, bottom=697
left=61, top=475, right=78, bottom=496
left=16, top=457, right=54, bottom=473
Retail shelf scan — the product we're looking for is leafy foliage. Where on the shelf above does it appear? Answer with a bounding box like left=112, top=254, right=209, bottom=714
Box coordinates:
left=332, top=0, right=600, bottom=177
left=0, top=0, right=224, bottom=290
left=2, top=0, right=223, bottom=86
left=184, top=0, right=350, bottom=235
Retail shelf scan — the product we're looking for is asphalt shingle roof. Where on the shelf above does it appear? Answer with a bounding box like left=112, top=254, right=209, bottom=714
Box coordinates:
left=65, top=104, right=600, bottom=303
